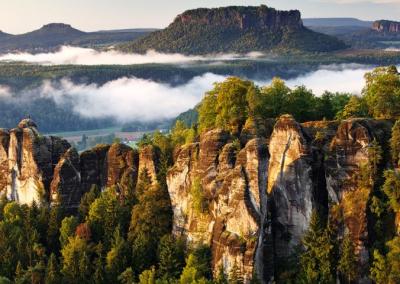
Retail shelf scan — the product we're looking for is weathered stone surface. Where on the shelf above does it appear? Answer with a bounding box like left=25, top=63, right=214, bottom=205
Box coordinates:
left=175, top=5, right=303, bottom=31
left=138, top=145, right=160, bottom=185
left=4, top=122, right=71, bottom=205
left=267, top=115, right=314, bottom=262
left=0, top=120, right=142, bottom=211
left=325, top=119, right=393, bottom=274
left=167, top=128, right=268, bottom=282
left=50, top=148, right=81, bottom=209
left=80, top=144, right=110, bottom=192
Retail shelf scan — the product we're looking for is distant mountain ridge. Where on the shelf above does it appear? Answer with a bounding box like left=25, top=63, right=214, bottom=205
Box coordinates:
left=303, top=18, right=372, bottom=27
left=119, top=5, right=347, bottom=54
left=0, top=23, right=156, bottom=54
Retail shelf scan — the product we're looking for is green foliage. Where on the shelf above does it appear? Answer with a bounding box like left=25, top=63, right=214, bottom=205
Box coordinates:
left=139, top=266, right=156, bottom=284
left=371, top=249, right=389, bottom=284
left=119, top=6, right=345, bottom=54
left=229, top=261, right=244, bottom=284
left=45, top=253, right=60, bottom=284
left=198, top=77, right=356, bottom=136
left=157, top=234, right=185, bottom=280
left=371, top=237, right=400, bottom=284
left=179, top=254, right=208, bottom=284
left=60, top=236, right=91, bottom=283
left=298, top=211, right=336, bottom=284
left=59, top=216, right=78, bottom=248
left=383, top=169, right=400, bottom=212
left=364, top=66, right=400, bottom=119
left=171, top=120, right=197, bottom=146
left=105, top=227, right=130, bottom=281
left=78, top=184, right=100, bottom=221
left=338, top=233, right=357, bottom=283
left=190, top=178, right=208, bottom=214
left=337, top=95, right=369, bottom=120
left=391, top=120, right=400, bottom=166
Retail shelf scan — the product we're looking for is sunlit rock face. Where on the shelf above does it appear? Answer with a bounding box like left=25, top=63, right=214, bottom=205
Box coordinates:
left=267, top=115, right=314, bottom=270
left=0, top=119, right=140, bottom=211
left=167, top=128, right=269, bottom=282
left=3, top=119, right=71, bottom=205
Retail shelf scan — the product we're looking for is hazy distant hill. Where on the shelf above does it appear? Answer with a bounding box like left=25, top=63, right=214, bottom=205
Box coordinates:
left=303, top=18, right=372, bottom=28
left=0, top=23, right=156, bottom=53
left=119, top=5, right=347, bottom=54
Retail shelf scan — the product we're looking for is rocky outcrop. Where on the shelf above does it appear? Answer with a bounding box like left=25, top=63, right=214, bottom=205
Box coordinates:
left=0, top=119, right=141, bottom=211
left=325, top=119, right=392, bottom=275
left=267, top=115, right=314, bottom=264
left=175, top=5, right=303, bottom=31
left=167, top=129, right=268, bottom=282
left=167, top=116, right=393, bottom=283
left=372, top=20, right=400, bottom=34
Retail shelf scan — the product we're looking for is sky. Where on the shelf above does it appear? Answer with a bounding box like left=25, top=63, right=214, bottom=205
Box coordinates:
left=0, top=0, right=399, bottom=34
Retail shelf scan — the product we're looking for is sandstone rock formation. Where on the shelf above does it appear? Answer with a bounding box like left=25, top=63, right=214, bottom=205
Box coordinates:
left=167, top=129, right=268, bottom=282
left=167, top=115, right=393, bottom=283
left=175, top=5, right=303, bottom=31
left=0, top=119, right=141, bottom=211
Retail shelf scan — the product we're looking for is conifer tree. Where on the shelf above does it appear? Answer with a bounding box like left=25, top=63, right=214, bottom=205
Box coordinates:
left=338, top=233, right=357, bottom=283
left=45, top=253, right=60, bottom=284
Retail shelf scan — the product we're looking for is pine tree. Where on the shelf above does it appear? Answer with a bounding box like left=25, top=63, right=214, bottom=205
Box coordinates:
left=370, top=250, right=389, bottom=284
left=157, top=234, right=185, bottom=280
left=391, top=119, right=400, bottom=165
left=45, top=253, right=60, bottom=284
left=298, top=211, right=336, bottom=284
left=118, top=267, right=134, bottom=284
left=105, top=226, right=130, bottom=281
left=214, top=266, right=228, bottom=284
left=338, top=233, right=358, bottom=283
left=229, top=261, right=244, bottom=284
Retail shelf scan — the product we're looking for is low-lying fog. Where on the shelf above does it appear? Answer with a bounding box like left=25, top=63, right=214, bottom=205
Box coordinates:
left=0, top=46, right=265, bottom=65
left=0, top=47, right=389, bottom=123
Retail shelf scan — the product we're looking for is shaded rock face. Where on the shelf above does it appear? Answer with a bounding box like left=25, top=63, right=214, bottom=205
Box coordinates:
left=167, top=129, right=269, bottom=282
left=0, top=120, right=140, bottom=211
left=325, top=119, right=392, bottom=273
left=175, top=5, right=303, bottom=31
left=372, top=20, right=400, bottom=33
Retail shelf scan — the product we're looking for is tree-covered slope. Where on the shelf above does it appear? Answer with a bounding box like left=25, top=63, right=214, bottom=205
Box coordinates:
left=119, top=5, right=347, bottom=54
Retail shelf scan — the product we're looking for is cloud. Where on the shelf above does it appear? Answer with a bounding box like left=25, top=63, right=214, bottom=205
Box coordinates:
left=0, top=85, right=11, bottom=98
left=0, top=46, right=265, bottom=65
left=280, top=64, right=372, bottom=95
left=3, top=64, right=386, bottom=123
left=38, top=73, right=226, bottom=122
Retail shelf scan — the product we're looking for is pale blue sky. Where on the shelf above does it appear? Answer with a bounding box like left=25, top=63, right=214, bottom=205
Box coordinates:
left=1, top=0, right=399, bottom=34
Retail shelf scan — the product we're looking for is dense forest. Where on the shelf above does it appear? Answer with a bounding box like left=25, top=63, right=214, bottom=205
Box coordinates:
left=1, top=65, right=400, bottom=283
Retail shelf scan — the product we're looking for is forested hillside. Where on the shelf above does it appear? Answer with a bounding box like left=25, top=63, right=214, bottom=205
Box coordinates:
left=119, top=5, right=347, bottom=54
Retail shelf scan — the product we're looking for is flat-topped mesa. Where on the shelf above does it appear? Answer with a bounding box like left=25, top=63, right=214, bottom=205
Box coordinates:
left=372, top=20, right=400, bottom=33
left=174, top=5, right=303, bottom=31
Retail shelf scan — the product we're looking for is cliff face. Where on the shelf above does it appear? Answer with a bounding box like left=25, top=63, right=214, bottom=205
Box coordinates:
left=1, top=117, right=395, bottom=282
left=372, top=20, right=400, bottom=33
left=167, top=116, right=393, bottom=283
left=120, top=5, right=346, bottom=54
left=174, top=5, right=302, bottom=31
left=0, top=119, right=143, bottom=211
left=167, top=129, right=268, bottom=282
